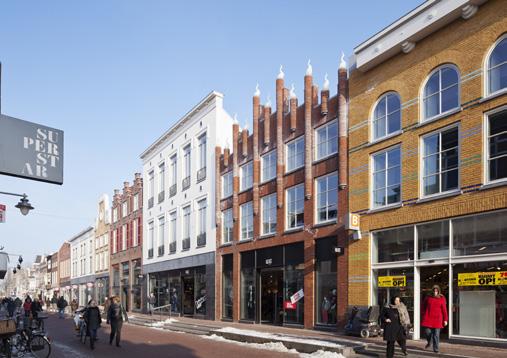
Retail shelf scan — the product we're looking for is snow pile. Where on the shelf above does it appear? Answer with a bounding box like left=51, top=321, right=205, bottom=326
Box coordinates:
left=300, top=350, right=345, bottom=358
left=147, top=318, right=179, bottom=327
left=203, top=334, right=299, bottom=354
left=217, top=327, right=345, bottom=349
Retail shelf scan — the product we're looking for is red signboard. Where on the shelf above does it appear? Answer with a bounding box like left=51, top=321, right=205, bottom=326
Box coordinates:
left=0, top=204, right=5, bottom=223
left=284, top=301, right=296, bottom=310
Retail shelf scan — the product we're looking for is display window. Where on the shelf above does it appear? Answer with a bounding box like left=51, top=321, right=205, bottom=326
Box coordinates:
left=222, top=255, right=233, bottom=319
left=315, top=237, right=337, bottom=326
left=373, top=268, right=414, bottom=324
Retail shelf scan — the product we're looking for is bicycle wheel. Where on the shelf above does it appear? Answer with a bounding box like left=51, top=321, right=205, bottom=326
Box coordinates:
left=29, top=335, right=51, bottom=358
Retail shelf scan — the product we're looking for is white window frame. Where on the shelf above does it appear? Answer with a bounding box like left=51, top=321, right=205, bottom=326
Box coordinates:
left=484, top=105, right=507, bottom=184
left=182, top=205, right=191, bottom=240
left=286, top=136, right=305, bottom=173
left=148, top=170, right=155, bottom=200
left=261, top=193, right=277, bottom=235
left=133, top=194, right=139, bottom=211
left=158, top=216, right=165, bottom=250
left=170, top=154, right=177, bottom=186
left=159, top=162, right=165, bottom=194
left=420, top=64, right=461, bottom=123
left=484, top=34, right=507, bottom=98
left=314, top=120, right=338, bottom=161
left=370, top=146, right=402, bottom=209
left=132, top=220, right=138, bottom=247
left=370, top=92, right=402, bottom=142
left=420, top=123, right=461, bottom=198
left=261, top=150, right=277, bottom=182
left=197, top=199, right=207, bottom=235
left=122, top=225, right=127, bottom=251
left=240, top=161, right=253, bottom=191
left=112, top=230, right=117, bottom=254
left=198, top=133, right=207, bottom=170
left=222, top=208, right=233, bottom=244
left=169, top=210, right=177, bottom=245
left=315, top=172, right=338, bottom=224
left=148, top=221, right=154, bottom=251
left=286, top=184, right=304, bottom=230
left=222, top=171, right=233, bottom=198
left=183, top=144, right=191, bottom=179
left=122, top=201, right=128, bottom=218
left=240, top=201, right=254, bottom=241
left=113, top=207, right=118, bottom=223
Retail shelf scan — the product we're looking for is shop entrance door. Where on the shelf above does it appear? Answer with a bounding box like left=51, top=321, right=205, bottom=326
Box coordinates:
left=259, top=268, right=283, bottom=325
left=420, top=265, right=449, bottom=339
left=182, top=275, right=194, bottom=316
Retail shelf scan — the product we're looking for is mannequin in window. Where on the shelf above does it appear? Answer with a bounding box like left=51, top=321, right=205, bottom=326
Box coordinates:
left=247, top=285, right=255, bottom=318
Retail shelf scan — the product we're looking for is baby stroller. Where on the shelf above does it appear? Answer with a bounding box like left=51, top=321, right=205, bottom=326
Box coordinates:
left=344, top=305, right=382, bottom=338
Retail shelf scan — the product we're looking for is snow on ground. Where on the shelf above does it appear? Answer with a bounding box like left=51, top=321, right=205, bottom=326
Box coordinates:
left=147, top=318, right=179, bottom=327
left=203, top=334, right=345, bottom=358
left=217, top=327, right=345, bottom=349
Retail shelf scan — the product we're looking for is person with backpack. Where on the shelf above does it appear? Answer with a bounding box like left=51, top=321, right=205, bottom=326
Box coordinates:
left=107, top=296, right=128, bottom=347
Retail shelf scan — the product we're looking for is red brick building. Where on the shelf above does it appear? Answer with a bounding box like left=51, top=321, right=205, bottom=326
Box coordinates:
left=58, top=242, right=71, bottom=303
left=215, top=63, right=349, bottom=329
left=110, top=173, right=143, bottom=312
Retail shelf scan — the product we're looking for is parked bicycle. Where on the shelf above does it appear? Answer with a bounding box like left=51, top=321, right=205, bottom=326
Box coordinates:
left=0, top=313, right=51, bottom=358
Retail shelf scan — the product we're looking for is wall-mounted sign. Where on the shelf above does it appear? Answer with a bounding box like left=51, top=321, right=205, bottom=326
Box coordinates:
left=378, top=275, right=406, bottom=288
left=265, top=258, right=272, bottom=265
left=290, top=288, right=304, bottom=304
left=0, top=114, right=64, bottom=184
left=346, top=213, right=360, bottom=231
left=458, top=271, right=507, bottom=286
left=0, top=204, right=5, bottom=223
left=284, top=301, right=296, bottom=310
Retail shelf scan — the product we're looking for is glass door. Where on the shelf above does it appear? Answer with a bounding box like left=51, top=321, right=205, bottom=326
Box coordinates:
left=420, top=265, right=450, bottom=339
left=259, top=268, right=283, bottom=325
left=182, top=274, right=195, bottom=315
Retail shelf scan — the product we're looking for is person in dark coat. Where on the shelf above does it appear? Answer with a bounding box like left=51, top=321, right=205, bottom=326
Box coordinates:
left=83, top=299, right=101, bottom=350
left=107, top=296, right=128, bottom=347
left=56, top=296, right=68, bottom=319
left=382, top=296, right=408, bottom=358
left=421, top=284, right=448, bottom=353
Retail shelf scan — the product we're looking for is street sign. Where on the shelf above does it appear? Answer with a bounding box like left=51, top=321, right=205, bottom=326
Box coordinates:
left=0, top=204, right=5, bottom=223
left=0, top=114, right=64, bottom=184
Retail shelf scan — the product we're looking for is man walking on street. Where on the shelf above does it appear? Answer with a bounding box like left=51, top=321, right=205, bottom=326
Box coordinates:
left=107, top=296, right=128, bottom=347
left=56, top=296, right=67, bottom=319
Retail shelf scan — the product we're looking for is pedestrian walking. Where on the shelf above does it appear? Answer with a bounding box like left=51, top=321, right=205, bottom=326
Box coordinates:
left=70, top=299, right=78, bottom=314
left=421, top=285, right=448, bottom=353
left=382, top=296, right=409, bottom=357
left=103, top=297, right=110, bottom=318
left=83, top=299, right=102, bottom=350
left=107, top=296, right=128, bottom=347
left=57, top=296, right=68, bottom=319
left=23, top=296, right=32, bottom=317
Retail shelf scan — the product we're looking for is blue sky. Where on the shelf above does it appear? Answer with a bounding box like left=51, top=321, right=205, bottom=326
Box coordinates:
left=0, top=0, right=422, bottom=264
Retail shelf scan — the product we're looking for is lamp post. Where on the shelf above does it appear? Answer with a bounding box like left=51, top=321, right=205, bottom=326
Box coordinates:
left=0, top=191, right=34, bottom=216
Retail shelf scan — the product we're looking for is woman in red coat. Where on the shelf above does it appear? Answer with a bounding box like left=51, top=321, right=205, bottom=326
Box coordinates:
left=421, top=285, right=448, bottom=353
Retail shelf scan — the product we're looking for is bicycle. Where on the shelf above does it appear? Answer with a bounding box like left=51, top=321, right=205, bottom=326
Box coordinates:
left=4, top=314, right=51, bottom=358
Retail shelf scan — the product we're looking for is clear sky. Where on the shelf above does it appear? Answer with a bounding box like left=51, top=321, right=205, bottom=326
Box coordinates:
left=0, top=0, right=422, bottom=264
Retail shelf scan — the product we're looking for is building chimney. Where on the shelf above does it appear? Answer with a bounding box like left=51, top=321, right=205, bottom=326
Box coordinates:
left=253, top=87, right=261, bottom=216
left=242, top=128, right=248, bottom=157
left=276, top=68, right=285, bottom=208
left=223, top=147, right=230, bottom=166
left=232, top=123, right=240, bottom=222
left=312, top=85, right=319, bottom=106
left=263, top=99, right=271, bottom=146
left=290, top=84, right=297, bottom=132
left=321, top=73, right=329, bottom=115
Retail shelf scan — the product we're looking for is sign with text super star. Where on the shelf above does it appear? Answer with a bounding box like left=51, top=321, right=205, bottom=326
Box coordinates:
left=0, top=114, right=64, bottom=184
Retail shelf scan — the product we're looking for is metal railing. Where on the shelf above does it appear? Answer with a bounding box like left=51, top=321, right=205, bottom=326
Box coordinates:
left=148, top=197, right=154, bottom=209
left=182, top=237, right=190, bottom=250
left=158, top=191, right=165, bottom=204
left=197, top=233, right=206, bottom=247
left=169, top=184, right=177, bottom=197
left=151, top=303, right=171, bottom=323
left=169, top=241, right=176, bottom=253
left=148, top=248, right=154, bottom=258
left=197, top=167, right=206, bottom=182
left=158, top=245, right=165, bottom=256
left=182, top=176, right=191, bottom=190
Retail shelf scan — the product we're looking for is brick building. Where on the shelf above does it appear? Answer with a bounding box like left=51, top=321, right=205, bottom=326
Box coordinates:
left=215, top=63, right=349, bottom=329
left=46, top=251, right=59, bottom=303
left=348, top=0, right=507, bottom=341
left=110, top=174, right=143, bottom=312
left=58, top=242, right=71, bottom=303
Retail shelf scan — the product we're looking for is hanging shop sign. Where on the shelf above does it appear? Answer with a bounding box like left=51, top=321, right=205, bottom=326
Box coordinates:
left=290, top=289, right=304, bottom=304
left=458, top=271, right=507, bottom=286
left=0, top=204, right=5, bottom=223
left=378, top=275, right=406, bottom=288
left=284, top=301, right=296, bottom=310
left=0, top=114, right=64, bottom=184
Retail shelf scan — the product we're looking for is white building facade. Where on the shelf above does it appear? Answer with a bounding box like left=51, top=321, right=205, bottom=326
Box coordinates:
left=69, top=226, right=95, bottom=307
left=94, top=194, right=110, bottom=306
left=140, top=91, right=233, bottom=319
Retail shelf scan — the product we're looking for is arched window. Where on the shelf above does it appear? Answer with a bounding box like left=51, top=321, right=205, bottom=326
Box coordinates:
left=422, top=65, right=460, bottom=121
left=372, top=92, right=401, bottom=140
left=487, top=35, right=507, bottom=95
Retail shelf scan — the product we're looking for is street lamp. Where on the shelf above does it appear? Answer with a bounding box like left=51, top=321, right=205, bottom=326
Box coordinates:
left=0, top=191, right=34, bottom=216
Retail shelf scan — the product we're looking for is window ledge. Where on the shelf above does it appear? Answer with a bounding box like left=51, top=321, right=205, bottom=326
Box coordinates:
left=416, top=190, right=461, bottom=204
left=367, top=130, right=403, bottom=147
left=238, top=238, right=253, bottom=244
left=238, top=187, right=253, bottom=195
left=313, top=152, right=338, bottom=165
left=284, top=166, right=304, bottom=176
left=260, top=178, right=276, bottom=186
left=416, top=107, right=462, bottom=128
left=480, top=180, right=507, bottom=191
left=313, top=220, right=336, bottom=229
left=220, top=242, right=233, bottom=248
left=284, top=227, right=304, bottom=234
left=259, top=233, right=276, bottom=240
left=480, top=88, right=507, bottom=103
left=367, top=202, right=403, bottom=214
left=181, top=248, right=190, bottom=252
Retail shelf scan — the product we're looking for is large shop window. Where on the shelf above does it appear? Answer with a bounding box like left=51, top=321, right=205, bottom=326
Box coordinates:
left=418, top=221, right=449, bottom=259
left=452, top=261, right=507, bottom=339
left=453, top=211, right=507, bottom=256
left=195, top=267, right=207, bottom=316
left=488, top=35, right=507, bottom=95
left=315, top=237, right=337, bottom=326
left=222, top=255, right=233, bottom=319
left=373, top=268, right=414, bottom=324
left=422, top=126, right=459, bottom=196
left=373, top=226, right=414, bottom=263
left=132, top=259, right=142, bottom=310
left=284, top=243, right=305, bottom=325
left=487, top=109, right=507, bottom=183
left=240, top=252, right=256, bottom=321
left=372, top=146, right=401, bottom=208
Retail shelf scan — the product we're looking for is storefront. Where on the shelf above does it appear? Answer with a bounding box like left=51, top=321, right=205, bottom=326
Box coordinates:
left=94, top=275, right=109, bottom=306
left=371, top=210, right=507, bottom=341
left=148, top=265, right=211, bottom=319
